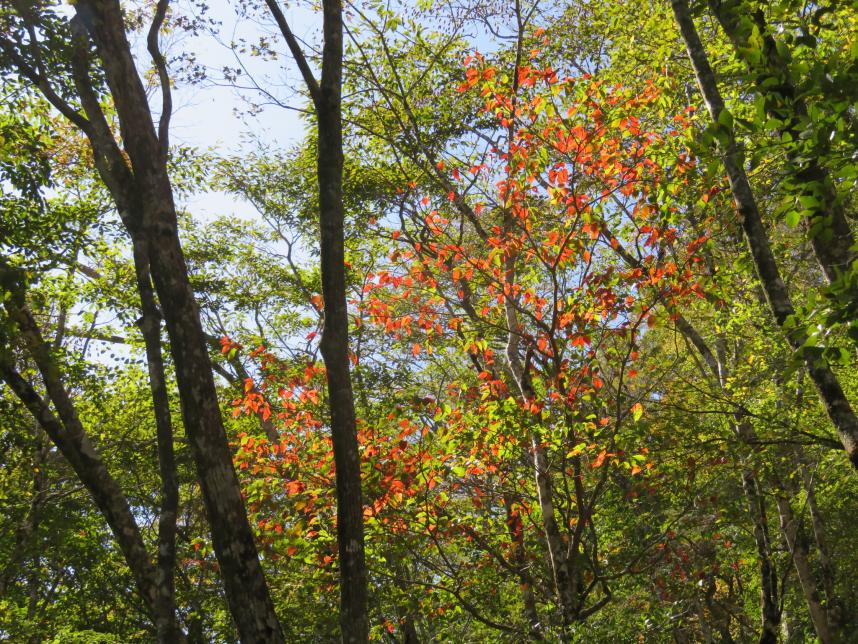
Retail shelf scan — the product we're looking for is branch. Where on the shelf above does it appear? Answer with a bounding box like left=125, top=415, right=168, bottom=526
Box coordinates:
left=146, top=0, right=172, bottom=159
left=0, top=38, right=91, bottom=134
left=263, top=0, right=320, bottom=104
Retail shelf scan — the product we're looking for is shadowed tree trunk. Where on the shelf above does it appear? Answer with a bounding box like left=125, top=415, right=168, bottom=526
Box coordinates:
left=503, top=494, right=543, bottom=639
left=131, top=239, right=181, bottom=643
left=263, top=0, right=369, bottom=638
left=0, top=0, right=285, bottom=639
left=671, top=0, right=858, bottom=472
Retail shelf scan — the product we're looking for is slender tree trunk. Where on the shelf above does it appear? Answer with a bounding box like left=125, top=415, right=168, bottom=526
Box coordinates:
left=738, top=467, right=780, bottom=643
left=774, top=494, right=832, bottom=643
left=67, top=2, right=285, bottom=639
left=794, top=447, right=844, bottom=630
left=315, top=0, right=369, bottom=635
left=505, top=307, right=577, bottom=628
left=671, top=0, right=858, bottom=470
left=260, top=0, right=369, bottom=636
left=710, top=330, right=781, bottom=641
left=131, top=239, right=182, bottom=643
left=731, top=420, right=780, bottom=643
left=707, top=0, right=856, bottom=282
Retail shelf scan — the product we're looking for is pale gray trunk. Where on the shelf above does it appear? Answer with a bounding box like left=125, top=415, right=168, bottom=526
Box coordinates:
left=774, top=495, right=832, bottom=643
left=671, top=0, right=858, bottom=471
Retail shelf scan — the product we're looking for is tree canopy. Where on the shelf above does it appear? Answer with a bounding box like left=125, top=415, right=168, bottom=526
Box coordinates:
left=1, top=0, right=858, bottom=641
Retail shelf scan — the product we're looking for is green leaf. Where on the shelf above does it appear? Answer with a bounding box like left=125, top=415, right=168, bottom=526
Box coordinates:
left=785, top=210, right=801, bottom=227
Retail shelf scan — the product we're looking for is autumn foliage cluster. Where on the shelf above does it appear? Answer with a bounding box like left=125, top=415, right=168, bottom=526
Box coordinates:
left=2, top=0, right=858, bottom=642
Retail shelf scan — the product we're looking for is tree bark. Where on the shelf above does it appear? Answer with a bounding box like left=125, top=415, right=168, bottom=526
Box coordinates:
left=671, top=0, right=858, bottom=471
left=315, top=0, right=369, bottom=637
left=739, top=468, right=780, bottom=643
left=794, top=446, right=844, bottom=630
left=263, top=0, right=369, bottom=637
left=64, top=1, right=285, bottom=639
left=707, top=0, right=856, bottom=283
left=131, top=239, right=182, bottom=643
left=774, top=494, right=832, bottom=643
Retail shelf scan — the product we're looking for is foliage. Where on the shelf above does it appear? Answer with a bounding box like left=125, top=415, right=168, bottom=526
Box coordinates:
left=1, top=0, right=857, bottom=641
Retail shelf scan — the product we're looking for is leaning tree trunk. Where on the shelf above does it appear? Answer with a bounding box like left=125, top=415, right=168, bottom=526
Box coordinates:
left=707, top=0, right=855, bottom=283
left=64, top=1, right=285, bottom=639
left=671, top=0, right=858, bottom=471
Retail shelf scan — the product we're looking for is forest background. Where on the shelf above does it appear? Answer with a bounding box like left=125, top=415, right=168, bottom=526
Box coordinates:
left=1, top=0, right=858, bottom=642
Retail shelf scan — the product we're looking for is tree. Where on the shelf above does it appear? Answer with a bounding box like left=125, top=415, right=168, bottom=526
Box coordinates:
left=0, top=1, right=282, bottom=640
left=2, top=0, right=858, bottom=640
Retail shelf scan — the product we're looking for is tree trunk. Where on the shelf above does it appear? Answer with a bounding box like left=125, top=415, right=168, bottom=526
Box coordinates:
left=505, top=306, right=578, bottom=627
left=671, top=0, right=858, bottom=470
left=739, top=467, right=780, bottom=643
left=774, top=494, right=832, bottom=643
left=260, top=0, right=369, bottom=636
left=316, top=0, right=370, bottom=635
left=67, top=2, right=285, bottom=639
left=707, top=0, right=856, bottom=282
left=794, top=447, right=844, bottom=630
left=131, top=239, right=182, bottom=643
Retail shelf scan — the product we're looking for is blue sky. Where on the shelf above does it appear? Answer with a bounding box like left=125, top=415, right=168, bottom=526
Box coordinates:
left=164, top=0, right=318, bottom=221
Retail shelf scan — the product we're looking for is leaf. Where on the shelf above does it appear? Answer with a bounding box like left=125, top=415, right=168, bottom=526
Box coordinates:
left=631, top=402, right=643, bottom=422
left=785, top=210, right=801, bottom=227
